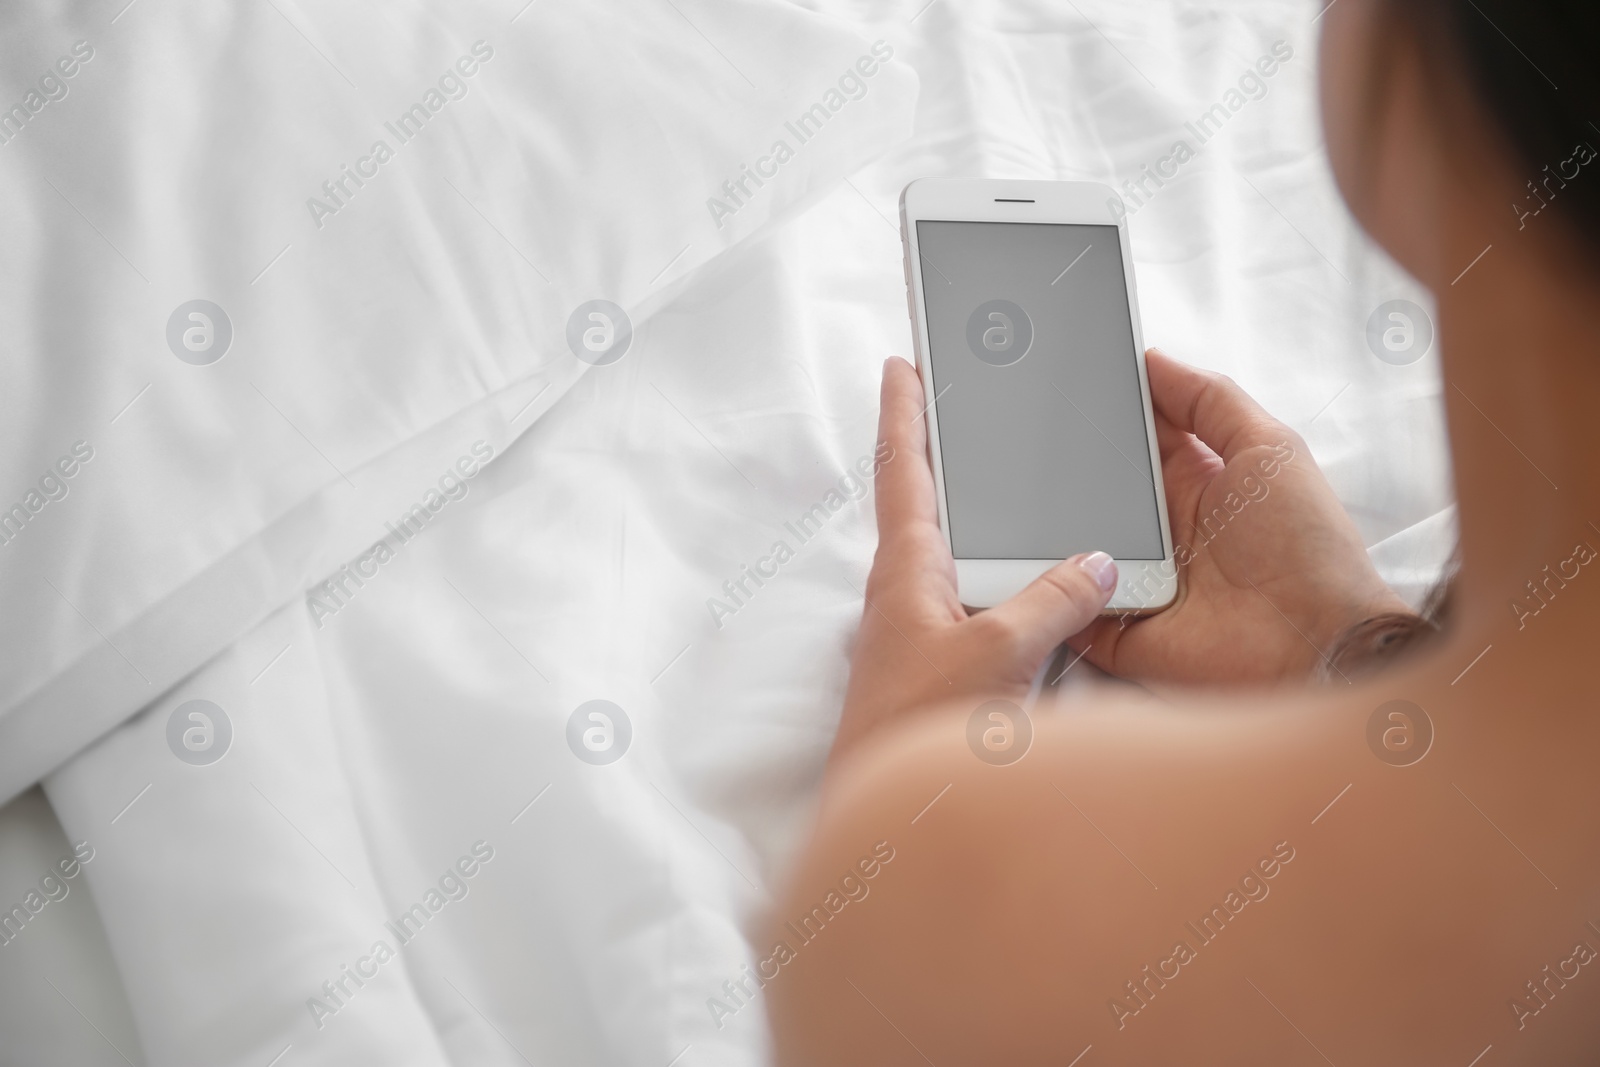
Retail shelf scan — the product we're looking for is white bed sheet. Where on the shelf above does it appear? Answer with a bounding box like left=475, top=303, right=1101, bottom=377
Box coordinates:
left=1, top=1, right=1455, bottom=1064
left=0, top=0, right=918, bottom=804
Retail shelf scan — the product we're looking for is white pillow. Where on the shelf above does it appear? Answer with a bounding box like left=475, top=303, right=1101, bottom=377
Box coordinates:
left=0, top=0, right=918, bottom=800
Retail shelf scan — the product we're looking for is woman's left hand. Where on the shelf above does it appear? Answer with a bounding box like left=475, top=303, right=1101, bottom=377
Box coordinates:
left=833, top=357, right=1116, bottom=760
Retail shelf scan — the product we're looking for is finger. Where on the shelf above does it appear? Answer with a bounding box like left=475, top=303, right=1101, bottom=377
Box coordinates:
left=1153, top=406, right=1225, bottom=511
left=865, top=358, right=960, bottom=618
left=873, top=357, right=939, bottom=549
left=978, top=552, right=1117, bottom=668
left=1153, top=408, right=1197, bottom=464
left=1065, top=613, right=1134, bottom=674
left=1145, top=348, right=1287, bottom=463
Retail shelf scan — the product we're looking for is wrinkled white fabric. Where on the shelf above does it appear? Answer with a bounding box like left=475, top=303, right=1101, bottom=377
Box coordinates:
left=0, top=0, right=917, bottom=801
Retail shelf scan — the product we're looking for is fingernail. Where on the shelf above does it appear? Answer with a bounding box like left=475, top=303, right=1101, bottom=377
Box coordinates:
left=1080, top=551, right=1117, bottom=594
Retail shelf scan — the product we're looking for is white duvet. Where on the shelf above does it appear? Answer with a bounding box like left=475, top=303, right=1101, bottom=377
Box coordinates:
left=0, top=1, right=1453, bottom=1064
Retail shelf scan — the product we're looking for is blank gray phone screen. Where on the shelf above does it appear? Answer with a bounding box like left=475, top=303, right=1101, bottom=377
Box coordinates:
left=915, top=220, right=1163, bottom=560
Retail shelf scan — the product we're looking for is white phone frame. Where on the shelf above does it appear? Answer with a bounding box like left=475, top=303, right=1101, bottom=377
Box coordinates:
left=898, top=177, right=1178, bottom=613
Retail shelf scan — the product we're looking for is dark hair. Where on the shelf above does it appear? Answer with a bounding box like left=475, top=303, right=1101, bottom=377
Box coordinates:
left=1389, top=0, right=1600, bottom=258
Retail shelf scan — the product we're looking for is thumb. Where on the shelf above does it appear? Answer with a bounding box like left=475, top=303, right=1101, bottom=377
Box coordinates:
left=981, top=552, right=1118, bottom=667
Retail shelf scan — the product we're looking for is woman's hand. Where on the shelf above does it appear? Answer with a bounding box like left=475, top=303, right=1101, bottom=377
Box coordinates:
left=1069, top=349, right=1414, bottom=688
left=834, top=358, right=1116, bottom=758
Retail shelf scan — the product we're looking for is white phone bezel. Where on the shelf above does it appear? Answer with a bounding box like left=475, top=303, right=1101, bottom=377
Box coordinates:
left=898, top=177, right=1178, bottom=613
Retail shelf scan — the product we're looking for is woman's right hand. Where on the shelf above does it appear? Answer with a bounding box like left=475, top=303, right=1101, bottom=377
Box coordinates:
left=1069, top=349, right=1414, bottom=687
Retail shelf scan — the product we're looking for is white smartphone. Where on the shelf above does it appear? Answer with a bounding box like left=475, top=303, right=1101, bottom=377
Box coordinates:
left=898, top=177, right=1178, bottom=613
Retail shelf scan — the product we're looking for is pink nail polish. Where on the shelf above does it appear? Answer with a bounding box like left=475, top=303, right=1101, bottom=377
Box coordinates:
left=1080, top=551, right=1117, bottom=594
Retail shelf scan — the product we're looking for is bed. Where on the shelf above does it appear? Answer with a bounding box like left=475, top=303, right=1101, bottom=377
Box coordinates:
left=0, top=1, right=1453, bottom=1064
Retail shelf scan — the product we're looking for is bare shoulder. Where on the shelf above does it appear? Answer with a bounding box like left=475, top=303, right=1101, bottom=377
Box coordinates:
left=767, top=674, right=1600, bottom=1066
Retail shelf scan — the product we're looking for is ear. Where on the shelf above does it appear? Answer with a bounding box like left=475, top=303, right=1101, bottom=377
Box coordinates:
left=1318, top=0, right=1450, bottom=289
